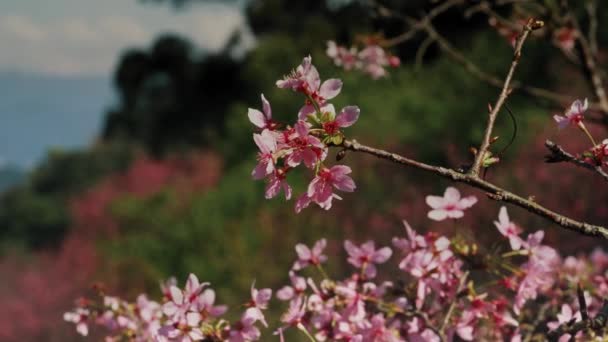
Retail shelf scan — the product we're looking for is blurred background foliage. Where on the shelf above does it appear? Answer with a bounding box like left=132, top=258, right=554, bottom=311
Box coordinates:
left=2, top=0, right=608, bottom=340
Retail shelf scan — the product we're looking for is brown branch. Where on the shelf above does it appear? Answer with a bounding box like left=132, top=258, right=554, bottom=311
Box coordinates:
left=470, top=18, right=539, bottom=176
left=544, top=140, right=608, bottom=183
left=341, top=139, right=608, bottom=240
left=377, top=0, right=465, bottom=47
left=547, top=296, right=608, bottom=340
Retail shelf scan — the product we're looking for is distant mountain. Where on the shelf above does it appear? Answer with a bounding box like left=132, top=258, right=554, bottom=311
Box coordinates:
left=0, top=71, right=112, bottom=168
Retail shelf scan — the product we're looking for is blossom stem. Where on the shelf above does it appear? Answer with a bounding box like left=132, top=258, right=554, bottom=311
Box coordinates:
left=579, top=124, right=598, bottom=146
left=306, top=94, right=323, bottom=118
left=439, top=271, right=469, bottom=337
left=316, top=264, right=330, bottom=280
left=297, top=323, right=318, bottom=342
left=501, top=250, right=528, bottom=258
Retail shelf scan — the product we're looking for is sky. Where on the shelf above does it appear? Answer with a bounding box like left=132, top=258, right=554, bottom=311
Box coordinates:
left=0, top=0, right=250, bottom=76
left=0, top=0, right=250, bottom=169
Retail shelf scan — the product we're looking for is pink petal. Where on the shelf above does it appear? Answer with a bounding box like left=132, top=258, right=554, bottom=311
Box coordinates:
left=335, top=106, right=360, bottom=127
left=185, top=273, right=200, bottom=295
left=457, top=326, right=474, bottom=341
left=186, top=312, right=202, bottom=326
left=428, top=209, right=448, bottom=221
left=447, top=210, right=465, bottom=219
left=333, top=175, right=356, bottom=192
left=282, top=181, right=292, bottom=200
left=344, top=240, right=358, bottom=256
left=457, top=196, right=477, bottom=209
left=498, top=206, right=509, bottom=225
left=295, top=244, right=312, bottom=260
left=169, top=286, right=184, bottom=305
left=372, top=247, right=392, bottom=263
left=252, top=161, right=270, bottom=180
left=265, top=178, right=281, bottom=199
left=425, top=195, right=444, bottom=209
left=261, top=94, right=272, bottom=119
left=248, top=108, right=266, bottom=128
left=329, top=165, right=352, bottom=177
left=298, top=104, right=316, bottom=120
left=253, top=131, right=276, bottom=154
left=319, top=78, right=342, bottom=100
left=444, top=187, right=461, bottom=202
left=277, top=286, right=295, bottom=301
left=295, top=120, right=309, bottom=137
left=295, top=194, right=312, bottom=213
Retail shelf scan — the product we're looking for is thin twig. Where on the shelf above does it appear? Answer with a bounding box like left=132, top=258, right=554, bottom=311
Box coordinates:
left=544, top=140, right=608, bottom=183
left=421, top=19, right=585, bottom=109
left=377, top=0, right=465, bottom=47
left=341, top=139, right=608, bottom=240
left=565, top=0, right=608, bottom=114
left=586, top=0, right=599, bottom=56
left=470, top=18, right=539, bottom=176
left=439, top=271, right=469, bottom=339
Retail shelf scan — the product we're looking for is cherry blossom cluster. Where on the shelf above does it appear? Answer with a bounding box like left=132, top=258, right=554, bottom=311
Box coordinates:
left=249, top=56, right=359, bottom=212
left=326, top=41, right=400, bottom=79
left=65, top=186, right=608, bottom=341
left=272, top=189, right=608, bottom=341
left=64, top=274, right=271, bottom=341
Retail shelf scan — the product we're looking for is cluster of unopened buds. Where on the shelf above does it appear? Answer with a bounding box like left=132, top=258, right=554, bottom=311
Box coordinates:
left=66, top=187, right=608, bottom=341
left=249, top=56, right=360, bottom=213
left=64, top=274, right=272, bottom=341
left=326, top=40, right=400, bottom=79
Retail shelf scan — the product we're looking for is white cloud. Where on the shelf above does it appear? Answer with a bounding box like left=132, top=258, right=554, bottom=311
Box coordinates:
left=0, top=3, right=250, bottom=76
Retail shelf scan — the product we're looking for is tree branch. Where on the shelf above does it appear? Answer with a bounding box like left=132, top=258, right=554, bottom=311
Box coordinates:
left=544, top=140, right=608, bottom=183
left=341, top=139, right=608, bottom=240
left=469, top=18, right=539, bottom=176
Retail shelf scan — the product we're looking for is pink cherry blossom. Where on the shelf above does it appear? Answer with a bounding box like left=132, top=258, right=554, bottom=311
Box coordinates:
left=248, top=94, right=276, bottom=130
left=319, top=104, right=360, bottom=135
left=228, top=309, right=262, bottom=342
left=64, top=308, right=90, bottom=336
left=292, top=239, right=328, bottom=270
left=344, top=240, right=392, bottom=279
left=159, top=312, right=204, bottom=341
left=264, top=169, right=292, bottom=200
left=277, top=271, right=307, bottom=301
left=163, top=273, right=208, bottom=320
left=284, top=121, right=326, bottom=169
left=426, top=187, right=477, bottom=221
left=553, top=98, right=588, bottom=130
left=547, top=304, right=582, bottom=342
left=195, top=288, right=227, bottom=318
left=252, top=130, right=277, bottom=180
left=494, top=206, right=524, bottom=250
left=358, top=45, right=390, bottom=79
left=275, top=56, right=342, bottom=119
left=326, top=41, right=358, bottom=70
left=307, top=165, right=356, bottom=210
left=247, top=283, right=272, bottom=327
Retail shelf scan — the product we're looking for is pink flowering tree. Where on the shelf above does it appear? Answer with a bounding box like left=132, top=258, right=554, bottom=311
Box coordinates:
left=66, top=1, right=608, bottom=341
